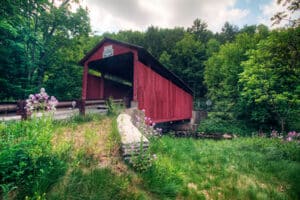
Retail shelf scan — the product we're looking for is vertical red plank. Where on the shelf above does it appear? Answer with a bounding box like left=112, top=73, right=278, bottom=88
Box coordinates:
left=82, top=62, right=88, bottom=100
left=136, top=62, right=193, bottom=123
left=133, top=58, right=138, bottom=101
left=100, top=75, right=104, bottom=99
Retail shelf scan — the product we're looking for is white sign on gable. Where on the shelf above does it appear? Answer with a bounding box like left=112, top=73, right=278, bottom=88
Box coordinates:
left=103, top=45, right=114, bottom=58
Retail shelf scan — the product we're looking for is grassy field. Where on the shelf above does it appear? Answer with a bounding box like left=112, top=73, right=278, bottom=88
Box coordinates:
left=145, top=136, right=300, bottom=199
left=1, top=114, right=299, bottom=199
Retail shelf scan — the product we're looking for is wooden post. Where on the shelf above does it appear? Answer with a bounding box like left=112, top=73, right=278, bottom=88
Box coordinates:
left=81, top=62, right=88, bottom=116
left=77, top=99, right=86, bottom=116
left=17, top=100, right=28, bottom=120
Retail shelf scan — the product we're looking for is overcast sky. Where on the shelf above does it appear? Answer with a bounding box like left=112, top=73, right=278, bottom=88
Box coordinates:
left=75, top=0, right=299, bottom=34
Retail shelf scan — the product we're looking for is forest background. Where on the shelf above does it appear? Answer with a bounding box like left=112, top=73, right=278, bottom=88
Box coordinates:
left=0, top=0, right=299, bottom=133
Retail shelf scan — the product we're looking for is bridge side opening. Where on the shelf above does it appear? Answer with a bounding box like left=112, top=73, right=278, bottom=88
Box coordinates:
left=87, top=52, right=134, bottom=107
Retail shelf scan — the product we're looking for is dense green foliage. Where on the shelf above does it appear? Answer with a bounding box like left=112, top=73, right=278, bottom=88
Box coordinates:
left=197, top=118, right=255, bottom=136
left=145, top=136, right=300, bottom=199
left=1, top=1, right=299, bottom=132
left=0, top=0, right=91, bottom=100
left=240, top=28, right=300, bottom=131
left=0, top=116, right=66, bottom=199
left=0, top=114, right=148, bottom=199
left=205, top=26, right=300, bottom=132
left=1, top=113, right=299, bottom=199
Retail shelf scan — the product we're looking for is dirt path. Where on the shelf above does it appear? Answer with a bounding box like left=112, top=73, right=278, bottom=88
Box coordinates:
left=50, top=117, right=155, bottom=199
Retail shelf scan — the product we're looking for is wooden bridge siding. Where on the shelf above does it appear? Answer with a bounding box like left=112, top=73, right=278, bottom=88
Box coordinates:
left=86, top=74, right=103, bottom=99
left=82, top=41, right=193, bottom=123
left=86, top=75, right=132, bottom=100
left=103, top=79, right=132, bottom=99
left=82, top=42, right=138, bottom=101
left=136, top=62, right=192, bottom=123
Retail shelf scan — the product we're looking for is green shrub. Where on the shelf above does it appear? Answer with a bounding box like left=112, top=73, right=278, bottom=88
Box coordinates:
left=0, top=116, right=66, bottom=199
left=106, top=97, right=124, bottom=117
left=198, top=118, right=255, bottom=136
left=106, top=97, right=117, bottom=116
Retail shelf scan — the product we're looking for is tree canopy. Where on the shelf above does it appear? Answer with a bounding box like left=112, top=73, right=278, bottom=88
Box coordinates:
left=1, top=1, right=299, bottom=132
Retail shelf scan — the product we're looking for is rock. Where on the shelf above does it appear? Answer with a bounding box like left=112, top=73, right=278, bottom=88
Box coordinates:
left=117, top=113, right=149, bottom=160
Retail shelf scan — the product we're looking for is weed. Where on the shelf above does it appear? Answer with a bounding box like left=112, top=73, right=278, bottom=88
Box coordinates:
left=145, top=136, right=300, bottom=199
left=0, top=116, right=66, bottom=199
left=106, top=97, right=123, bottom=117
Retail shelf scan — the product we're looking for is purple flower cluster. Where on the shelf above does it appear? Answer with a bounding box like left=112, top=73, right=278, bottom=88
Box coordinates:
left=132, top=109, right=162, bottom=137
left=286, top=131, right=300, bottom=142
left=25, top=88, right=58, bottom=114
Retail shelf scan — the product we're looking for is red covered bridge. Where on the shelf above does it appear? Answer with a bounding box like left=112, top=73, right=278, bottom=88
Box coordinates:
left=79, top=38, right=193, bottom=123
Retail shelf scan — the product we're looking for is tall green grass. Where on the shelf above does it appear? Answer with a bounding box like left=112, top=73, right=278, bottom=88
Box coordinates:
left=144, top=136, right=300, bottom=199
left=48, top=168, right=144, bottom=200
left=0, top=116, right=66, bottom=199
left=48, top=115, right=148, bottom=200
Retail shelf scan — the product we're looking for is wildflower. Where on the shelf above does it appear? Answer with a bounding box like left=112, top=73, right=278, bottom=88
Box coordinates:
left=288, top=131, right=297, bottom=137
left=287, top=137, right=292, bottom=142
left=25, top=88, right=58, bottom=113
left=136, top=116, right=140, bottom=121
left=35, top=93, right=41, bottom=100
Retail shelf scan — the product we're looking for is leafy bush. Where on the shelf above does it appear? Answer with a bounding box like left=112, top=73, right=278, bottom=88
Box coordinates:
left=0, top=117, right=66, bottom=199
left=198, top=118, right=255, bottom=136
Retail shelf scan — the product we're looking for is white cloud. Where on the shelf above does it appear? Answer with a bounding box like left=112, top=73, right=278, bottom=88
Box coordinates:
left=79, top=0, right=250, bottom=34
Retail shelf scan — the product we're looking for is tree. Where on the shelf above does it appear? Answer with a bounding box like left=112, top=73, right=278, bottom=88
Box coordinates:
left=144, top=26, right=185, bottom=59
left=206, top=38, right=220, bottom=57
left=204, top=33, right=257, bottom=119
left=271, top=0, right=300, bottom=27
left=0, top=0, right=91, bottom=100
left=240, top=27, right=300, bottom=132
left=159, top=51, right=173, bottom=70
left=187, top=18, right=213, bottom=44
left=171, top=33, right=207, bottom=97
left=239, top=24, right=257, bottom=35
left=217, top=22, right=239, bottom=43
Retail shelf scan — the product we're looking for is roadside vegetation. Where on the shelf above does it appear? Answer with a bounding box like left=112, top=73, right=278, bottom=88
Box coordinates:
left=1, top=112, right=299, bottom=200
left=0, top=114, right=148, bottom=199
left=1, top=1, right=299, bottom=199
left=145, top=136, right=300, bottom=199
